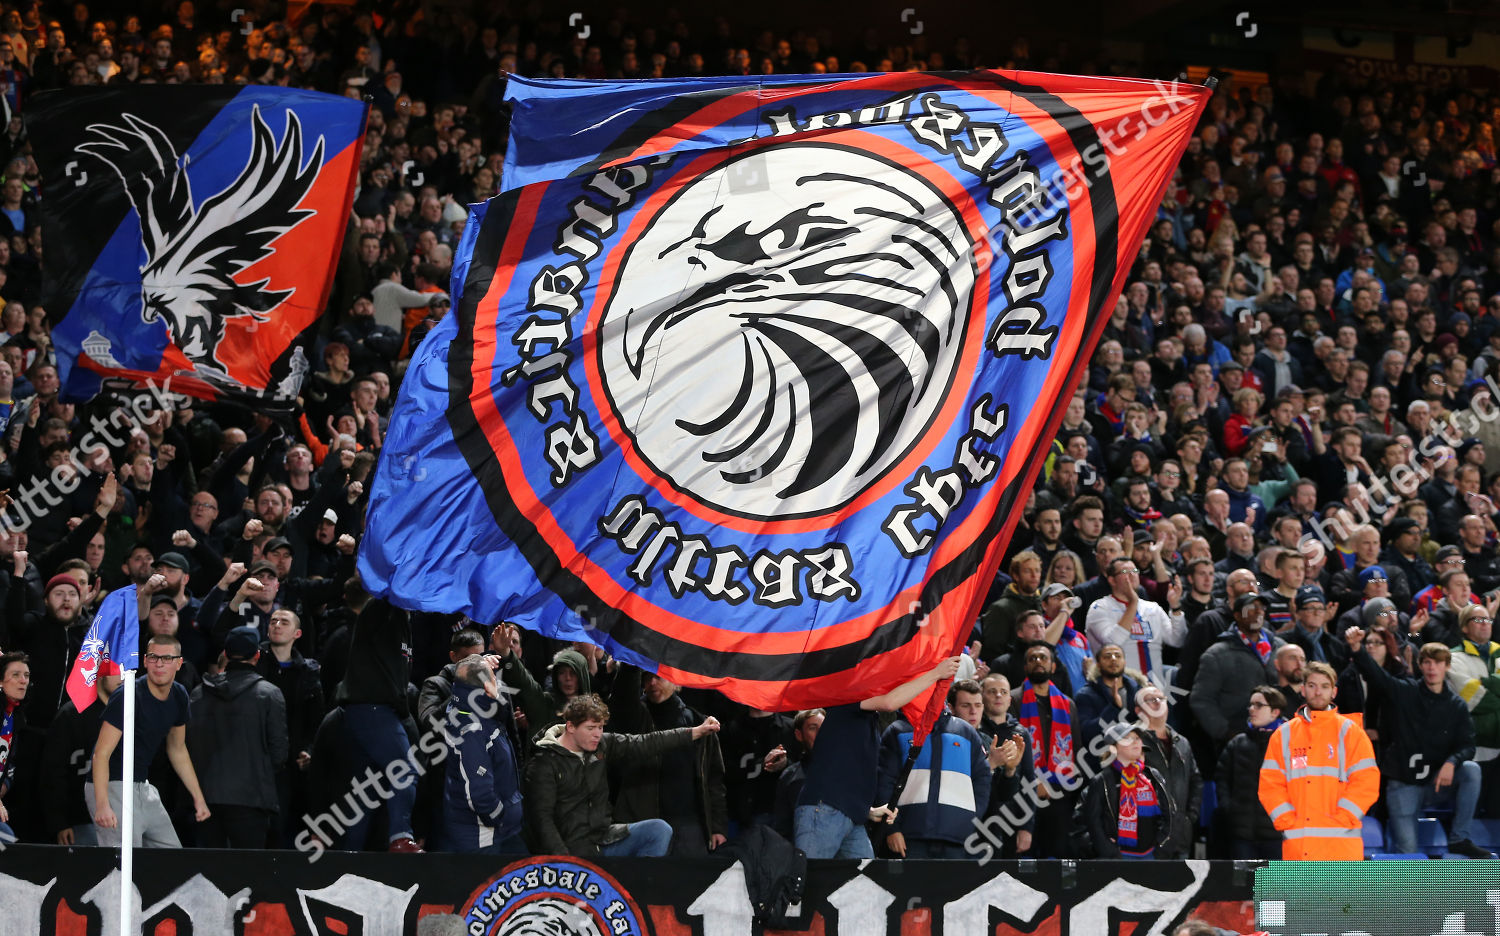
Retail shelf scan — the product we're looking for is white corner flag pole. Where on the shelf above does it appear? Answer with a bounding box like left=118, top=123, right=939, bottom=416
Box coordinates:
left=119, top=666, right=136, bottom=936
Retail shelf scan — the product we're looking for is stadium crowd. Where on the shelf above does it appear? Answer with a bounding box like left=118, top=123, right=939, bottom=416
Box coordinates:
left=0, top=0, right=1497, bottom=869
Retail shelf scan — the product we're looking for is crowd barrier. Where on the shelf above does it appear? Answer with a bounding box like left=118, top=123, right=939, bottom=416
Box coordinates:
left=0, top=846, right=1260, bottom=935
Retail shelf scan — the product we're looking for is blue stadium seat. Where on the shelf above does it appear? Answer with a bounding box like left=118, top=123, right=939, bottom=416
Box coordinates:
left=1361, top=816, right=1384, bottom=858
left=1417, top=818, right=1449, bottom=856
left=1199, top=781, right=1216, bottom=829
left=1369, top=853, right=1429, bottom=860
left=1470, top=819, right=1500, bottom=849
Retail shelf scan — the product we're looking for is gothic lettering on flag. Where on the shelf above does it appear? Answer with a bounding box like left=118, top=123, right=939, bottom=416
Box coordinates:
left=361, top=71, right=1208, bottom=714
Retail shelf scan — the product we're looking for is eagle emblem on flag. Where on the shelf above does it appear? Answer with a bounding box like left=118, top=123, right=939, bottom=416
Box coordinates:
left=75, top=105, right=325, bottom=380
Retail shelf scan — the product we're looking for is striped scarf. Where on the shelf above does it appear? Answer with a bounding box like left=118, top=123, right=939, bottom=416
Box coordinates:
left=0, top=697, right=14, bottom=780
left=1237, top=626, right=1273, bottom=664
left=1018, top=681, right=1074, bottom=783
left=1115, top=761, right=1161, bottom=856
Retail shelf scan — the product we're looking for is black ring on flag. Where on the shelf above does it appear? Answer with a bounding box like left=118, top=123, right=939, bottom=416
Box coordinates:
left=448, top=75, right=1121, bottom=682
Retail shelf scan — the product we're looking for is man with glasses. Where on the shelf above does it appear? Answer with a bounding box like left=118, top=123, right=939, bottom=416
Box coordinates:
left=1335, top=565, right=1410, bottom=636
left=1414, top=546, right=1470, bottom=617
left=171, top=492, right=224, bottom=596
left=88, top=634, right=211, bottom=847
left=1344, top=626, right=1492, bottom=858
left=1448, top=605, right=1500, bottom=817
left=1283, top=585, right=1347, bottom=671
left=1086, top=557, right=1186, bottom=685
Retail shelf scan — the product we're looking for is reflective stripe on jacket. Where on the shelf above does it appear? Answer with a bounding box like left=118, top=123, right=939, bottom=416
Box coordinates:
left=1258, top=706, right=1378, bottom=860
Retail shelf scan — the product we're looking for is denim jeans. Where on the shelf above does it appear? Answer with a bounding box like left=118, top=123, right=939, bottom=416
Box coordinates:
left=794, top=803, right=874, bottom=859
left=341, top=704, right=417, bottom=847
left=1386, top=760, right=1482, bottom=853
left=601, top=819, right=674, bottom=857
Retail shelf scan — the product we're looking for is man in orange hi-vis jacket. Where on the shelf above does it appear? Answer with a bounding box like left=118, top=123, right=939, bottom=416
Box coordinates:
left=1258, top=661, right=1380, bottom=859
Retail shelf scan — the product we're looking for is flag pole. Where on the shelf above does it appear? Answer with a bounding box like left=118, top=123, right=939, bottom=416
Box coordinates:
left=119, top=666, right=136, bottom=936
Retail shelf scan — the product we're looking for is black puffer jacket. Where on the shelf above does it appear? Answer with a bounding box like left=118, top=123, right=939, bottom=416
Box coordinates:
left=523, top=722, right=693, bottom=856
left=1214, top=725, right=1280, bottom=845
left=187, top=663, right=289, bottom=811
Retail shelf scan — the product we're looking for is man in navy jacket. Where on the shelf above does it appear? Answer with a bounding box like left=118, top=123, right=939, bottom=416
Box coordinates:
left=874, top=679, right=992, bottom=859
left=440, top=655, right=525, bottom=854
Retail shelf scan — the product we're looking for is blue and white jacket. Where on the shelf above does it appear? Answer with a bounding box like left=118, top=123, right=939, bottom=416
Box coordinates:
left=441, top=684, right=524, bottom=851
left=875, top=713, right=991, bottom=845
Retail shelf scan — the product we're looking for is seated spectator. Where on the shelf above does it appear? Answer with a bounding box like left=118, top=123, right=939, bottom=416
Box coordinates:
left=1343, top=629, right=1493, bottom=858
left=1448, top=605, right=1500, bottom=815
left=1214, top=686, right=1287, bottom=860
left=523, top=693, right=720, bottom=857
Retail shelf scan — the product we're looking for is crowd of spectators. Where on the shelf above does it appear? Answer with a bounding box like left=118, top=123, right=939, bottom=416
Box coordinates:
left=0, top=0, right=1497, bottom=867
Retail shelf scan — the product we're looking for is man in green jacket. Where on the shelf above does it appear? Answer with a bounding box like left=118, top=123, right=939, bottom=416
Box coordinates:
left=524, top=693, right=720, bottom=857
left=980, top=550, right=1044, bottom=658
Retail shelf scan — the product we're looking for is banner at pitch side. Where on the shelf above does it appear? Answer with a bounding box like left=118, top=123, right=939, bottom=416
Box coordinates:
left=361, top=71, right=1208, bottom=713
left=27, top=86, right=365, bottom=407
left=0, top=846, right=1257, bottom=936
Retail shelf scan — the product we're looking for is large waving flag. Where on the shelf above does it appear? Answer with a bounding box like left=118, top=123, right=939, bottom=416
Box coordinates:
left=66, top=585, right=140, bottom=712
left=362, top=70, right=1207, bottom=714
left=27, top=87, right=366, bottom=407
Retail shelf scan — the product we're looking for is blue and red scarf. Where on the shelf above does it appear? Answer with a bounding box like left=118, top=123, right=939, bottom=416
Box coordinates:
left=1018, top=681, right=1074, bottom=784
left=1115, top=761, right=1162, bottom=857
left=1060, top=625, right=1090, bottom=655
left=1237, top=626, right=1273, bottom=664
left=0, top=697, right=15, bottom=782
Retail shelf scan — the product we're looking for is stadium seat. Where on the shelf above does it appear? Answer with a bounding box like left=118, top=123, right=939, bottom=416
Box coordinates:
left=1416, top=818, right=1449, bottom=856
left=1361, top=816, right=1384, bottom=858
left=1199, top=781, right=1216, bottom=828
left=1369, top=853, right=1429, bottom=860
left=1469, top=819, right=1500, bottom=850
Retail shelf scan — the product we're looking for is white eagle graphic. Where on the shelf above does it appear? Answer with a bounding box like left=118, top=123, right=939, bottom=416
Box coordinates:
left=76, top=105, right=325, bottom=379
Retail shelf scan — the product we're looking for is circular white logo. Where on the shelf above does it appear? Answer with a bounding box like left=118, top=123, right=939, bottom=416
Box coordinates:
left=598, top=143, right=976, bottom=520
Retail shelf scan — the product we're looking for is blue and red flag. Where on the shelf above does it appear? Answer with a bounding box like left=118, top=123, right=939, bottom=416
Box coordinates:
left=362, top=70, right=1207, bottom=721
left=28, top=86, right=366, bottom=407
left=66, top=585, right=139, bottom=712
